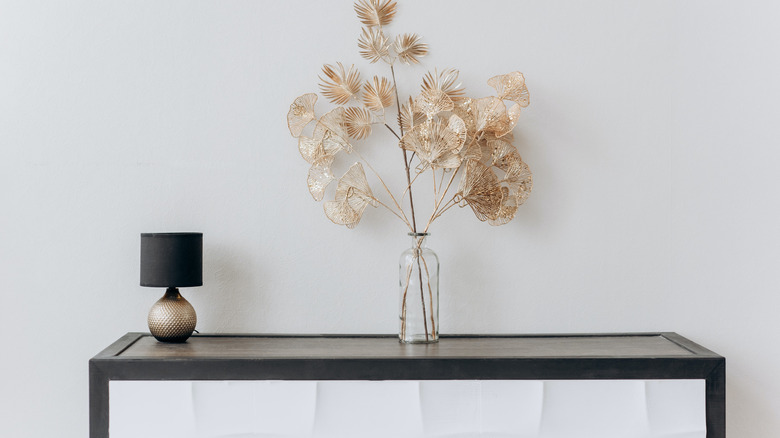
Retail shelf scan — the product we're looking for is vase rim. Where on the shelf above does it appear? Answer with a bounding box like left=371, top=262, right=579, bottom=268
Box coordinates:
left=408, top=232, right=430, bottom=237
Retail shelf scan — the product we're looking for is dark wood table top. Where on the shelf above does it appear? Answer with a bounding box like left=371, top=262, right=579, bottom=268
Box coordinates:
left=103, top=332, right=721, bottom=360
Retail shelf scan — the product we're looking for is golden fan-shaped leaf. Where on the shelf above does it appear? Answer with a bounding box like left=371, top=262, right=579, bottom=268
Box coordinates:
left=488, top=139, right=521, bottom=171
left=473, top=96, right=516, bottom=137
left=487, top=71, right=530, bottom=107
left=507, top=103, right=522, bottom=126
left=358, top=27, right=390, bottom=64
left=298, top=135, right=324, bottom=164
left=459, top=140, right=483, bottom=163
left=319, top=63, right=362, bottom=105
left=363, top=76, right=395, bottom=112
left=447, top=114, right=467, bottom=146
left=400, top=118, right=464, bottom=169
left=451, top=97, right=477, bottom=138
left=398, top=96, right=425, bottom=133
left=414, top=88, right=453, bottom=119
left=488, top=187, right=518, bottom=226
left=354, top=0, right=397, bottom=27
left=324, top=199, right=362, bottom=229
left=324, top=162, right=378, bottom=228
left=298, top=131, right=349, bottom=164
left=314, top=107, right=351, bottom=153
left=336, top=162, right=378, bottom=206
left=421, top=68, right=465, bottom=103
left=394, top=33, right=428, bottom=65
left=344, top=106, right=373, bottom=140
left=457, top=159, right=503, bottom=222
left=505, top=160, right=533, bottom=205
left=287, top=93, right=317, bottom=137
left=307, top=156, right=335, bottom=201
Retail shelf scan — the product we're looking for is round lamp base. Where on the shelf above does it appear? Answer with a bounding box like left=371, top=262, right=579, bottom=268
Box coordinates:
left=148, top=287, right=197, bottom=343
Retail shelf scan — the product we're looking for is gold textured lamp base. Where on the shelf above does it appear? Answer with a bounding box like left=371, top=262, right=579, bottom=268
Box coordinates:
left=148, top=287, right=197, bottom=343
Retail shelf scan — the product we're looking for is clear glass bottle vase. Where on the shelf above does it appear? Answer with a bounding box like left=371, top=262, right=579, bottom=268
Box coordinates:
left=399, top=232, right=439, bottom=343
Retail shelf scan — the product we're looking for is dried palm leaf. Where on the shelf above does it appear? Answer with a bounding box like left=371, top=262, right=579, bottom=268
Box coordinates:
left=324, top=162, right=378, bottom=228
left=354, top=0, right=397, bottom=27
left=414, top=88, right=453, bottom=119
left=487, top=71, right=529, bottom=107
left=400, top=119, right=464, bottom=169
left=394, top=33, right=428, bottom=65
left=307, top=157, right=335, bottom=201
left=344, top=106, right=373, bottom=140
left=363, top=76, right=395, bottom=112
left=358, top=27, right=390, bottom=64
left=287, top=93, right=317, bottom=137
left=319, top=63, right=362, bottom=105
left=457, top=159, right=503, bottom=222
left=398, top=96, right=425, bottom=133
left=421, top=68, right=466, bottom=103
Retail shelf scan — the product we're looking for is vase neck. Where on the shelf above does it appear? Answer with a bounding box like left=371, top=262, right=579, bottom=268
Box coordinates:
left=409, top=232, right=429, bottom=249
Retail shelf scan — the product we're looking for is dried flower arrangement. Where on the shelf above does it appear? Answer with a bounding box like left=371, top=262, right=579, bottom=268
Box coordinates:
left=286, top=0, right=533, bottom=234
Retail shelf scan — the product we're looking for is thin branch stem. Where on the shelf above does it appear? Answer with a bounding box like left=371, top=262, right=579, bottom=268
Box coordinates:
left=423, top=165, right=461, bottom=233
left=391, top=63, right=419, bottom=234
left=384, top=123, right=401, bottom=141
left=351, top=148, right=413, bottom=231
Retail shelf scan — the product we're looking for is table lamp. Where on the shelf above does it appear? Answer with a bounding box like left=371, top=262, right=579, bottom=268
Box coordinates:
left=140, top=232, right=202, bottom=342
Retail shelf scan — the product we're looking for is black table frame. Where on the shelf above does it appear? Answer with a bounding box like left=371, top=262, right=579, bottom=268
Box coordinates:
left=90, top=332, right=725, bottom=438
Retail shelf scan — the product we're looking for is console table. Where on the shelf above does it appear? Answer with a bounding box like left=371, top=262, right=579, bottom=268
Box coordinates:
left=90, top=333, right=725, bottom=438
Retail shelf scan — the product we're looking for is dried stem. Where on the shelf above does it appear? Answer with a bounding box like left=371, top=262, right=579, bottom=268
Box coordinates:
left=351, top=148, right=413, bottom=231
left=391, top=63, right=418, bottom=234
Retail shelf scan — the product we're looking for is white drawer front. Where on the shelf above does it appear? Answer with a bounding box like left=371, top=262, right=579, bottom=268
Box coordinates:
left=110, top=379, right=705, bottom=438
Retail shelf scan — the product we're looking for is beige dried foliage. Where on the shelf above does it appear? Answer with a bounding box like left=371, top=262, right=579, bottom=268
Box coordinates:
left=307, top=156, right=336, bottom=201
left=354, top=0, right=397, bottom=27
left=394, top=33, right=428, bottom=65
left=358, top=27, right=390, bottom=64
left=472, top=96, right=518, bottom=138
left=363, top=76, right=395, bottom=111
left=488, top=71, right=530, bottom=107
left=289, top=0, right=534, bottom=230
left=505, top=160, right=533, bottom=205
left=319, top=63, right=362, bottom=105
left=421, top=68, right=465, bottom=103
left=298, top=135, right=324, bottom=164
left=314, top=107, right=350, bottom=147
left=400, top=118, right=464, bottom=169
left=488, top=187, right=518, bottom=226
left=344, top=106, right=374, bottom=140
left=324, top=162, right=378, bottom=228
left=414, top=88, right=453, bottom=119
left=287, top=93, right=317, bottom=137
left=451, top=98, right=476, bottom=137
left=398, top=96, right=425, bottom=133
left=457, top=159, right=503, bottom=222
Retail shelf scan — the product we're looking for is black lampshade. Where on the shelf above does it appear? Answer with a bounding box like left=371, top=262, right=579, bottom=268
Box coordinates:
left=140, top=233, right=203, bottom=288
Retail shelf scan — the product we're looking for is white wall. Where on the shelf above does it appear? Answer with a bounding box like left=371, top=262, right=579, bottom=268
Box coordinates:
left=0, top=0, right=778, bottom=436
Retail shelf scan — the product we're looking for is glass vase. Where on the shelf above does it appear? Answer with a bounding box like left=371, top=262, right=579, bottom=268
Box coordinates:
left=399, top=232, right=439, bottom=343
